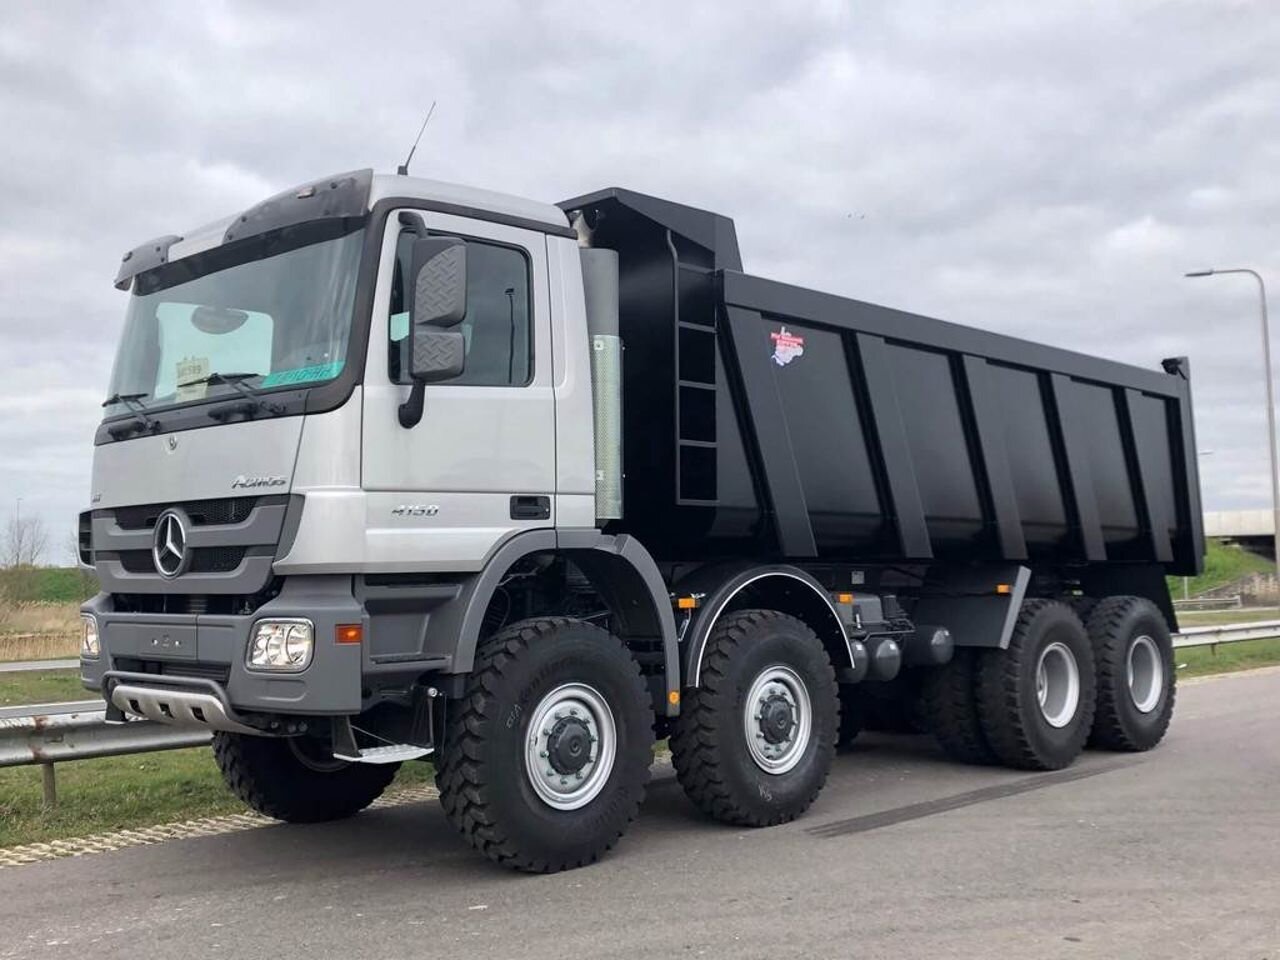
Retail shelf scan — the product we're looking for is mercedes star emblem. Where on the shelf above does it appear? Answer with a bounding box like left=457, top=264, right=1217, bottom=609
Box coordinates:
left=152, top=510, right=189, bottom=578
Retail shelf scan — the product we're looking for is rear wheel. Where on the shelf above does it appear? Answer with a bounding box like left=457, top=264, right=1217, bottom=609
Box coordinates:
left=836, top=686, right=864, bottom=749
left=435, top=618, right=652, bottom=873
left=671, top=610, right=838, bottom=826
left=976, top=600, right=1096, bottom=771
left=923, top=648, right=995, bottom=765
left=212, top=732, right=398, bottom=823
left=1085, top=596, right=1176, bottom=751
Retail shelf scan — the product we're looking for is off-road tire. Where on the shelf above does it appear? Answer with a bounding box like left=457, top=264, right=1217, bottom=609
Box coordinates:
left=861, top=670, right=929, bottom=734
left=212, top=732, right=398, bottom=823
left=837, top=686, right=864, bottom=749
left=976, top=600, right=1097, bottom=771
left=670, top=610, right=839, bottom=827
left=1085, top=596, right=1176, bottom=751
left=435, top=618, right=652, bottom=873
left=923, top=648, right=996, bottom=765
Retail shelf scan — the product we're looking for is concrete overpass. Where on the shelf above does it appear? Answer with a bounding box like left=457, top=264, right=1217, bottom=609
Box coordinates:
left=1203, top=509, right=1275, bottom=557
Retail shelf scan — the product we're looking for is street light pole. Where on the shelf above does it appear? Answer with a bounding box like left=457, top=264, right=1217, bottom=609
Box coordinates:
left=1185, top=268, right=1280, bottom=577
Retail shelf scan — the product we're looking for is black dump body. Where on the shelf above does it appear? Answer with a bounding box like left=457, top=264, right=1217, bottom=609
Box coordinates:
left=558, top=189, right=1204, bottom=579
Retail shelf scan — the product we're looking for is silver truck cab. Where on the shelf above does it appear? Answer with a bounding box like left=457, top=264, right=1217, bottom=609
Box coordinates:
left=81, top=169, right=675, bottom=744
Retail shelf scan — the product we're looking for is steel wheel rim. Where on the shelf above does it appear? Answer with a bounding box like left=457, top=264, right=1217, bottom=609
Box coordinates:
left=1127, top=635, right=1163, bottom=714
left=1035, top=641, right=1081, bottom=729
left=525, top=683, right=617, bottom=811
left=743, top=665, right=812, bottom=775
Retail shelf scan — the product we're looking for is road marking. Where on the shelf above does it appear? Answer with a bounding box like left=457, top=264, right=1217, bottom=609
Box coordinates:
left=0, top=783, right=440, bottom=869
left=806, top=758, right=1141, bottom=839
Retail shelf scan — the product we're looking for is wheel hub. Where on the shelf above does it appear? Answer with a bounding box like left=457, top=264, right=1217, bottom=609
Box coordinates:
left=1035, top=640, right=1081, bottom=729
left=742, top=665, right=813, bottom=775
left=1127, top=635, right=1163, bottom=714
left=525, top=683, right=617, bottom=811
left=546, top=716, right=593, bottom=774
left=758, top=695, right=796, bottom=745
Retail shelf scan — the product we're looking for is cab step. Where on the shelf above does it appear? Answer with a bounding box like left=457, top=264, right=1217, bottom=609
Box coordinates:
left=334, top=743, right=432, bottom=765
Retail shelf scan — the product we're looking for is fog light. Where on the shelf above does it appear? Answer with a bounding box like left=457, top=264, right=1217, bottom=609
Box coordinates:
left=247, top=619, right=314, bottom=672
left=80, top=614, right=100, bottom=659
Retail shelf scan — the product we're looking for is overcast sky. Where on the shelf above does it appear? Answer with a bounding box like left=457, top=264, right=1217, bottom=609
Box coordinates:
left=2, top=0, right=1278, bottom=558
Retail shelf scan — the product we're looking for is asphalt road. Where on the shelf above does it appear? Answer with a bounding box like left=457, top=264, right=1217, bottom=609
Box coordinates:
left=2, top=669, right=1277, bottom=960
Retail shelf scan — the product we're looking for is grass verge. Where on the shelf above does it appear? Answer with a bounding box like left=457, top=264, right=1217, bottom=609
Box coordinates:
left=1176, top=636, right=1280, bottom=678
left=0, top=748, right=436, bottom=849
left=1167, top=540, right=1274, bottom=598
left=0, top=669, right=85, bottom=707
left=1176, top=606, right=1280, bottom=626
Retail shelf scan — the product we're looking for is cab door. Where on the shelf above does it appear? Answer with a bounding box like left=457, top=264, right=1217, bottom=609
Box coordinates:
left=360, top=209, right=555, bottom=571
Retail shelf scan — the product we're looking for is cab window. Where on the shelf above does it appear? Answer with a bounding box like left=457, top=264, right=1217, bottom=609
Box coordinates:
left=389, top=233, right=532, bottom=386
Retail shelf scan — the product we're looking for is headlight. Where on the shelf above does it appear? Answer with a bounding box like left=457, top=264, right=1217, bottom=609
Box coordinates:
left=247, top=619, right=314, bottom=672
left=80, top=614, right=100, bottom=659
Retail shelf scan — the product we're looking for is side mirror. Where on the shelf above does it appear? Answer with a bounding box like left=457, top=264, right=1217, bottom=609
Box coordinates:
left=408, top=328, right=465, bottom=382
left=399, top=237, right=468, bottom=428
left=410, top=237, right=467, bottom=328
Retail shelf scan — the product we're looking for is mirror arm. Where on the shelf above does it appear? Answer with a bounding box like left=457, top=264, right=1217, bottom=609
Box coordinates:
left=398, top=383, right=426, bottom=429
left=399, top=211, right=427, bottom=235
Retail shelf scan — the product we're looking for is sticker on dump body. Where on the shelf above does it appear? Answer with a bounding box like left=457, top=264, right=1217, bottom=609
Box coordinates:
left=770, top=326, right=805, bottom=367
left=261, top=361, right=345, bottom=388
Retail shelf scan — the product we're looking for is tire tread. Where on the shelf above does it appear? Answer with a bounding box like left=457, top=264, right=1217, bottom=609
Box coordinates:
left=434, top=617, right=650, bottom=873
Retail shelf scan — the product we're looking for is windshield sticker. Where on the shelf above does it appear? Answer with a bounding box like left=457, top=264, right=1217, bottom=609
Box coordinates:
left=175, top=356, right=210, bottom=401
left=261, top=361, right=345, bottom=388
left=770, top=326, right=805, bottom=367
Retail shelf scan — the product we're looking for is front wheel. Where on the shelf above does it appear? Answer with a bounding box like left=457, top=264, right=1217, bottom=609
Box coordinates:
left=435, top=618, right=653, bottom=873
left=212, top=732, right=398, bottom=823
left=671, top=609, right=838, bottom=827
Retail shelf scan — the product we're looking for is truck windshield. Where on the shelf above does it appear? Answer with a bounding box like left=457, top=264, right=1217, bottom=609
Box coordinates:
left=105, top=223, right=365, bottom=417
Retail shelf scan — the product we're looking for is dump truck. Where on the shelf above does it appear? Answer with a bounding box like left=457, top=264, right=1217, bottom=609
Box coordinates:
left=80, top=169, right=1203, bottom=872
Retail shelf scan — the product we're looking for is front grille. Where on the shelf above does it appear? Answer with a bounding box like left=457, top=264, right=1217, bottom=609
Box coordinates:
left=114, top=547, right=247, bottom=575
left=189, top=547, right=247, bottom=573
left=113, top=579, right=282, bottom=616
left=95, top=495, right=292, bottom=599
left=112, top=496, right=262, bottom=530
left=117, top=551, right=154, bottom=574
left=78, top=511, right=93, bottom=565
left=115, top=657, right=231, bottom=685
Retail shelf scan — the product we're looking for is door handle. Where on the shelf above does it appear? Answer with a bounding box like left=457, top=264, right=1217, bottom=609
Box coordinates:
left=510, top=495, right=551, bottom=520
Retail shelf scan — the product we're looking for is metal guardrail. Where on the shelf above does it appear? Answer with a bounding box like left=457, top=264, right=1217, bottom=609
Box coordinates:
left=1172, top=594, right=1243, bottom=611
left=0, top=700, right=211, bottom=807
left=2, top=618, right=1278, bottom=809
left=1172, top=619, right=1280, bottom=649
left=0, top=658, right=78, bottom=674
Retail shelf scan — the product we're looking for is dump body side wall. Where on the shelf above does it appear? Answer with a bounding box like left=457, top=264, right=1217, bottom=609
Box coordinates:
left=557, top=188, right=1203, bottom=577
left=711, top=272, right=1201, bottom=574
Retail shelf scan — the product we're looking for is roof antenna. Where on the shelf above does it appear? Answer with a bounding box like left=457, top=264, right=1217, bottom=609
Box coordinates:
left=397, top=101, right=437, bottom=176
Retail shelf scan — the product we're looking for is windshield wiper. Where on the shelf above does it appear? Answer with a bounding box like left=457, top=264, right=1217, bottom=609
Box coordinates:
left=102, top=392, right=158, bottom=437
left=184, top=372, right=285, bottom=419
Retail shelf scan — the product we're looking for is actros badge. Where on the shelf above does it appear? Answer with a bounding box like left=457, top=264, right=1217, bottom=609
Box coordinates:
left=231, top=475, right=288, bottom=490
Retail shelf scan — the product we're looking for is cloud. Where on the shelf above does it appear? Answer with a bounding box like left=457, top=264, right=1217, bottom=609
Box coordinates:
left=2, top=0, right=1279, bottom=555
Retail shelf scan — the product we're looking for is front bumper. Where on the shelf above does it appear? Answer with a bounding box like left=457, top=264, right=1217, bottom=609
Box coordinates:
left=81, top=575, right=365, bottom=717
